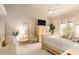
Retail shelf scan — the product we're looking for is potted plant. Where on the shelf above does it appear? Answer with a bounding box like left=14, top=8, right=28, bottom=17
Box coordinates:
left=49, top=24, right=55, bottom=34
left=12, top=31, right=19, bottom=37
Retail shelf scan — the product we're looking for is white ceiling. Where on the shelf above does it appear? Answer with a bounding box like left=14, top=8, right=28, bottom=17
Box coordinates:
left=4, top=4, right=79, bottom=18
left=47, top=4, right=79, bottom=17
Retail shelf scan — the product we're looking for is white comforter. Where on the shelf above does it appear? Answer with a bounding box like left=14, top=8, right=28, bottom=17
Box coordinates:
left=43, top=36, right=79, bottom=52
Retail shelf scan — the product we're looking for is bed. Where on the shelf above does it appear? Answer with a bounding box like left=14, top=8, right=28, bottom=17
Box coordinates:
left=42, top=35, right=79, bottom=55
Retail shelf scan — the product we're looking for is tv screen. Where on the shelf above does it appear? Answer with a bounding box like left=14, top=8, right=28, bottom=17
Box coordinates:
left=38, top=19, right=46, bottom=26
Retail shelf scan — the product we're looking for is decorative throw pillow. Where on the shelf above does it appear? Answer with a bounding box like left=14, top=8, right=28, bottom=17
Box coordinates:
left=72, top=37, right=79, bottom=43
left=60, top=33, right=70, bottom=39
left=65, top=33, right=70, bottom=39
left=59, top=33, right=65, bottom=38
left=76, top=39, right=79, bottom=43
left=68, top=33, right=74, bottom=40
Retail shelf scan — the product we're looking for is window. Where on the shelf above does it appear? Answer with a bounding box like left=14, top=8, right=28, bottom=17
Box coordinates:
left=60, top=18, right=73, bottom=34
left=60, top=23, right=67, bottom=34
left=60, top=23, right=73, bottom=34
left=75, top=25, right=79, bottom=36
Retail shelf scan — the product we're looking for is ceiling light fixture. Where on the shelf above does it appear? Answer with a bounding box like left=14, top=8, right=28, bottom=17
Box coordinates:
left=48, top=6, right=59, bottom=15
left=48, top=10, right=58, bottom=15
left=48, top=11, right=53, bottom=14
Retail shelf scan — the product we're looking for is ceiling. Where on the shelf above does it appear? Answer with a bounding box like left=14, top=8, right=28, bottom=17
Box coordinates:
left=47, top=4, right=79, bottom=17
left=4, top=4, right=79, bottom=18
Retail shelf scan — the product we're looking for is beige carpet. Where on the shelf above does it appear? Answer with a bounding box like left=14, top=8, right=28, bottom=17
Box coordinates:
left=16, top=42, right=52, bottom=55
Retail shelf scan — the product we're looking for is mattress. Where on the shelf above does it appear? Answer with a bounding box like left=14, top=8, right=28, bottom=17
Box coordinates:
left=43, top=36, right=79, bottom=51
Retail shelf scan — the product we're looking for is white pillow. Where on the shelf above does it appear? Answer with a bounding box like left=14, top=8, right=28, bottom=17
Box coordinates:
left=68, top=33, right=74, bottom=40
left=72, top=37, right=79, bottom=43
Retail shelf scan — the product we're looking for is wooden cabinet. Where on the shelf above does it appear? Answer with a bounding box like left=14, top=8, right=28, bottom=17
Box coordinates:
left=36, top=26, right=45, bottom=42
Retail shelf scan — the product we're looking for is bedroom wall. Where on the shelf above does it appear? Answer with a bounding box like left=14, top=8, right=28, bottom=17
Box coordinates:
left=50, top=11, right=79, bottom=34
left=4, top=4, right=50, bottom=54
left=5, top=4, right=50, bottom=37
left=6, top=15, right=49, bottom=36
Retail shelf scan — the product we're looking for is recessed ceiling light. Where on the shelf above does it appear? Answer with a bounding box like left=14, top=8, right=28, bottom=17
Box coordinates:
left=48, top=11, right=53, bottom=14
left=48, top=11, right=58, bottom=15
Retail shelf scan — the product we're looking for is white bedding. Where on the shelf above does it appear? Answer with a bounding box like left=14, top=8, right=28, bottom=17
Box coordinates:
left=43, top=36, right=79, bottom=52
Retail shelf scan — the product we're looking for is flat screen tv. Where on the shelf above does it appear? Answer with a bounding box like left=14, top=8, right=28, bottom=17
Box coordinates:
left=38, top=19, right=46, bottom=26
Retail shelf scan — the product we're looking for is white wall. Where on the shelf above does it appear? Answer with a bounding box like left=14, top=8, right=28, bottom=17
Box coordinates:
left=2, top=5, right=51, bottom=54
left=5, top=4, right=49, bottom=36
